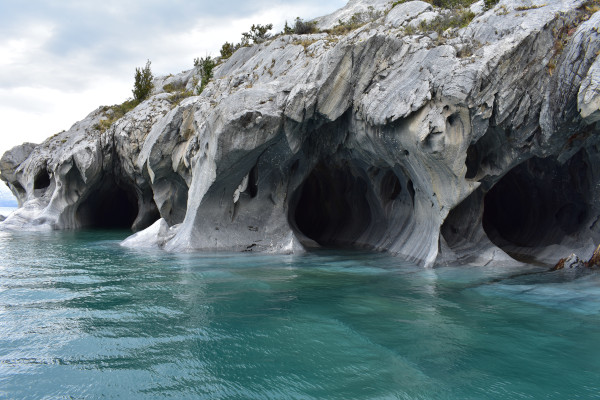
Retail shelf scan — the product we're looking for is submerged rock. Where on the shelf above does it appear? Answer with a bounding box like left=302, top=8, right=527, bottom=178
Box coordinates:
left=551, top=254, right=587, bottom=271
left=1, top=0, right=600, bottom=267
left=552, top=244, right=600, bottom=272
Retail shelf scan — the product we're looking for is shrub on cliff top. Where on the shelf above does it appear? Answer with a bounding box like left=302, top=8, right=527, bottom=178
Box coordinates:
left=132, top=60, right=154, bottom=102
left=241, top=24, right=273, bottom=45
left=285, top=17, right=318, bottom=35
left=194, top=56, right=216, bottom=94
left=220, top=42, right=239, bottom=59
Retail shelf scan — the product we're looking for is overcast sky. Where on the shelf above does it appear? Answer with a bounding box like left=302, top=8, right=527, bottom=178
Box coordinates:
left=0, top=0, right=347, bottom=157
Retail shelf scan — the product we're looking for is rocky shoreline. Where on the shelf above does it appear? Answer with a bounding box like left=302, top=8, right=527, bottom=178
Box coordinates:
left=1, top=0, right=599, bottom=267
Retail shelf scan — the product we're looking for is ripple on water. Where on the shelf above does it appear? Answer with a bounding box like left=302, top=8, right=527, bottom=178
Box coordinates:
left=0, top=232, right=599, bottom=399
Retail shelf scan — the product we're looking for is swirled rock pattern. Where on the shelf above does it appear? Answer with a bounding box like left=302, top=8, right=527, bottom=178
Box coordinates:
left=1, top=0, right=599, bottom=267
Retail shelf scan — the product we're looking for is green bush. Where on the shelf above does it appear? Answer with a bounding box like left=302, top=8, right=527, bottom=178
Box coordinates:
left=483, top=0, right=500, bottom=10
left=220, top=42, right=239, bottom=59
left=292, top=17, right=318, bottom=34
left=216, top=23, right=274, bottom=62
left=132, top=60, right=154, bottom=102
left=163, top=80, right=186, bottom=93
left=419, top=8, right=475, bottom=34
left=241, top=24, right=273, bottom=45
left=168, top=90, right=194, bottom=105
left=327, top=6, right=383, bottom=35
left=194, top=56, right=216, bottom=94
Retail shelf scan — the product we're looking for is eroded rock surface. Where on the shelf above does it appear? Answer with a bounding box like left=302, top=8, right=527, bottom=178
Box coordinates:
left=1, top=0, right=599, bottom=267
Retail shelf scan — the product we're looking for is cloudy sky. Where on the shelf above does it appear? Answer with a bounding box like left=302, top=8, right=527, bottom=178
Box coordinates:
left=0, top=0, right=347, bottom=157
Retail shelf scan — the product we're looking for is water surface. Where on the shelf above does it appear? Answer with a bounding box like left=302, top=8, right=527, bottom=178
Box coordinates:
left=1, top=230, right=599, bottom=399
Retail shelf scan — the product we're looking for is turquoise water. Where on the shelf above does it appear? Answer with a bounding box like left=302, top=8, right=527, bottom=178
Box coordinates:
left=1, top=230, right=599, bottom=399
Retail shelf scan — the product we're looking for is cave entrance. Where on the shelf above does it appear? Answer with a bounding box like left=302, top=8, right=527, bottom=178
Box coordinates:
left=76, top=177, right=139, bottom=230
left=34, top=168, right=51, bottom=190
left=482, top=154, right=589, bottom=249
left=289, top=162, right=372, bottom=248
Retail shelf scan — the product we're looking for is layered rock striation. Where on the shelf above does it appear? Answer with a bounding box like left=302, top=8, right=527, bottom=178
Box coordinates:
left=2, top=0, right=599, bottom=267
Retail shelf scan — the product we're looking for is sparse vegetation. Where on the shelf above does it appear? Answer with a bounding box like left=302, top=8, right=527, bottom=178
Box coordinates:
left=214, top=23, right=274, bottom=63
left=484, top=0, right=500, bottom=10
left=547, top=0, right=600, bottom=75
left=419, top=8, right=476, bottom=34
left=94, top=99, right=140, bottom=132
left=285, top=17, right=318, bottom=35
left=163, top=80, right=186, bottom=93
left=167, top=89, right=194, bottom=105
left=292, top=38, right=319, bottom=52
left=495, top=5, right=509, bottom=15
left=404, top=24, right=418, bottom=35
left=515, top=4, right=545, bottom=11
left=582, top=0, right=600, bottom=14
left=220, top=42, right=238, bottom=59
left=241, top=24, right=274, bottom=45
left=163, top=79, right=194, bottom=105
left=132, top=60, right=154, bottom=102
left=326, top=6, right=384, bottom=35
left=196, top=56, right=216, bottom=94
left=393, top=0, right=479, bottom=9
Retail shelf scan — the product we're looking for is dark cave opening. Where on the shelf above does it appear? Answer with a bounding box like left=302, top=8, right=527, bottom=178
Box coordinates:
left=76, top=177, right=139, bottom=230
left=290, top=162, right=372, bottom=247
left=34, top=168, right=51, bottom=190
left=441, top=189, right=483, bottom=248
left=482, top=154, right=589, bottom=249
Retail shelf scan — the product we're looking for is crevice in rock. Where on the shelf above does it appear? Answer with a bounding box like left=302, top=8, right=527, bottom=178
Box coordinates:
left=75, top=175, right=139, bottom=230
left=244, top=164, right=258, bottom=198
left=465, top=144, right=479, bottom=180
left=407, top=179, right=415, bottom=203
left=482, top=151, right=590, bottom=250
left=288, top=161, right=372, bottom=248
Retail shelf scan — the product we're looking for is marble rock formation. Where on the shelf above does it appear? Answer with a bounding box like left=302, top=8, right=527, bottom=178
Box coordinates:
left=1, top=0, right=599, bottom=267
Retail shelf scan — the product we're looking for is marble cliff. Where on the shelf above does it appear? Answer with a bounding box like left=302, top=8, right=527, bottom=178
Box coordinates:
left=1, top=0, right=599, bottom=267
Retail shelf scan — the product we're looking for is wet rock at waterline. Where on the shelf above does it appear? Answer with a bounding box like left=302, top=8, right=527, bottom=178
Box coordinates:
left=1, top=0, right=599, bottom=267
left=551, top=244, right=600, bottom=273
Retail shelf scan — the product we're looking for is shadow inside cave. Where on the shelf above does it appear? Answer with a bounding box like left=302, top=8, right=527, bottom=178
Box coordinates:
left=34, top=168, right=51, bottom=190
left=289, top=161, right=372, bottom=248
left=76, top=176, right=139, bottom=230
left=441, top=150, right=594, bottom=264
left=482, top=154, right=590, bottom=250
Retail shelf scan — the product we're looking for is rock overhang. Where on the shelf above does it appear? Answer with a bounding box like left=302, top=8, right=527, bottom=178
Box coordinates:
left=0, top=0, right=599, bottom=267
